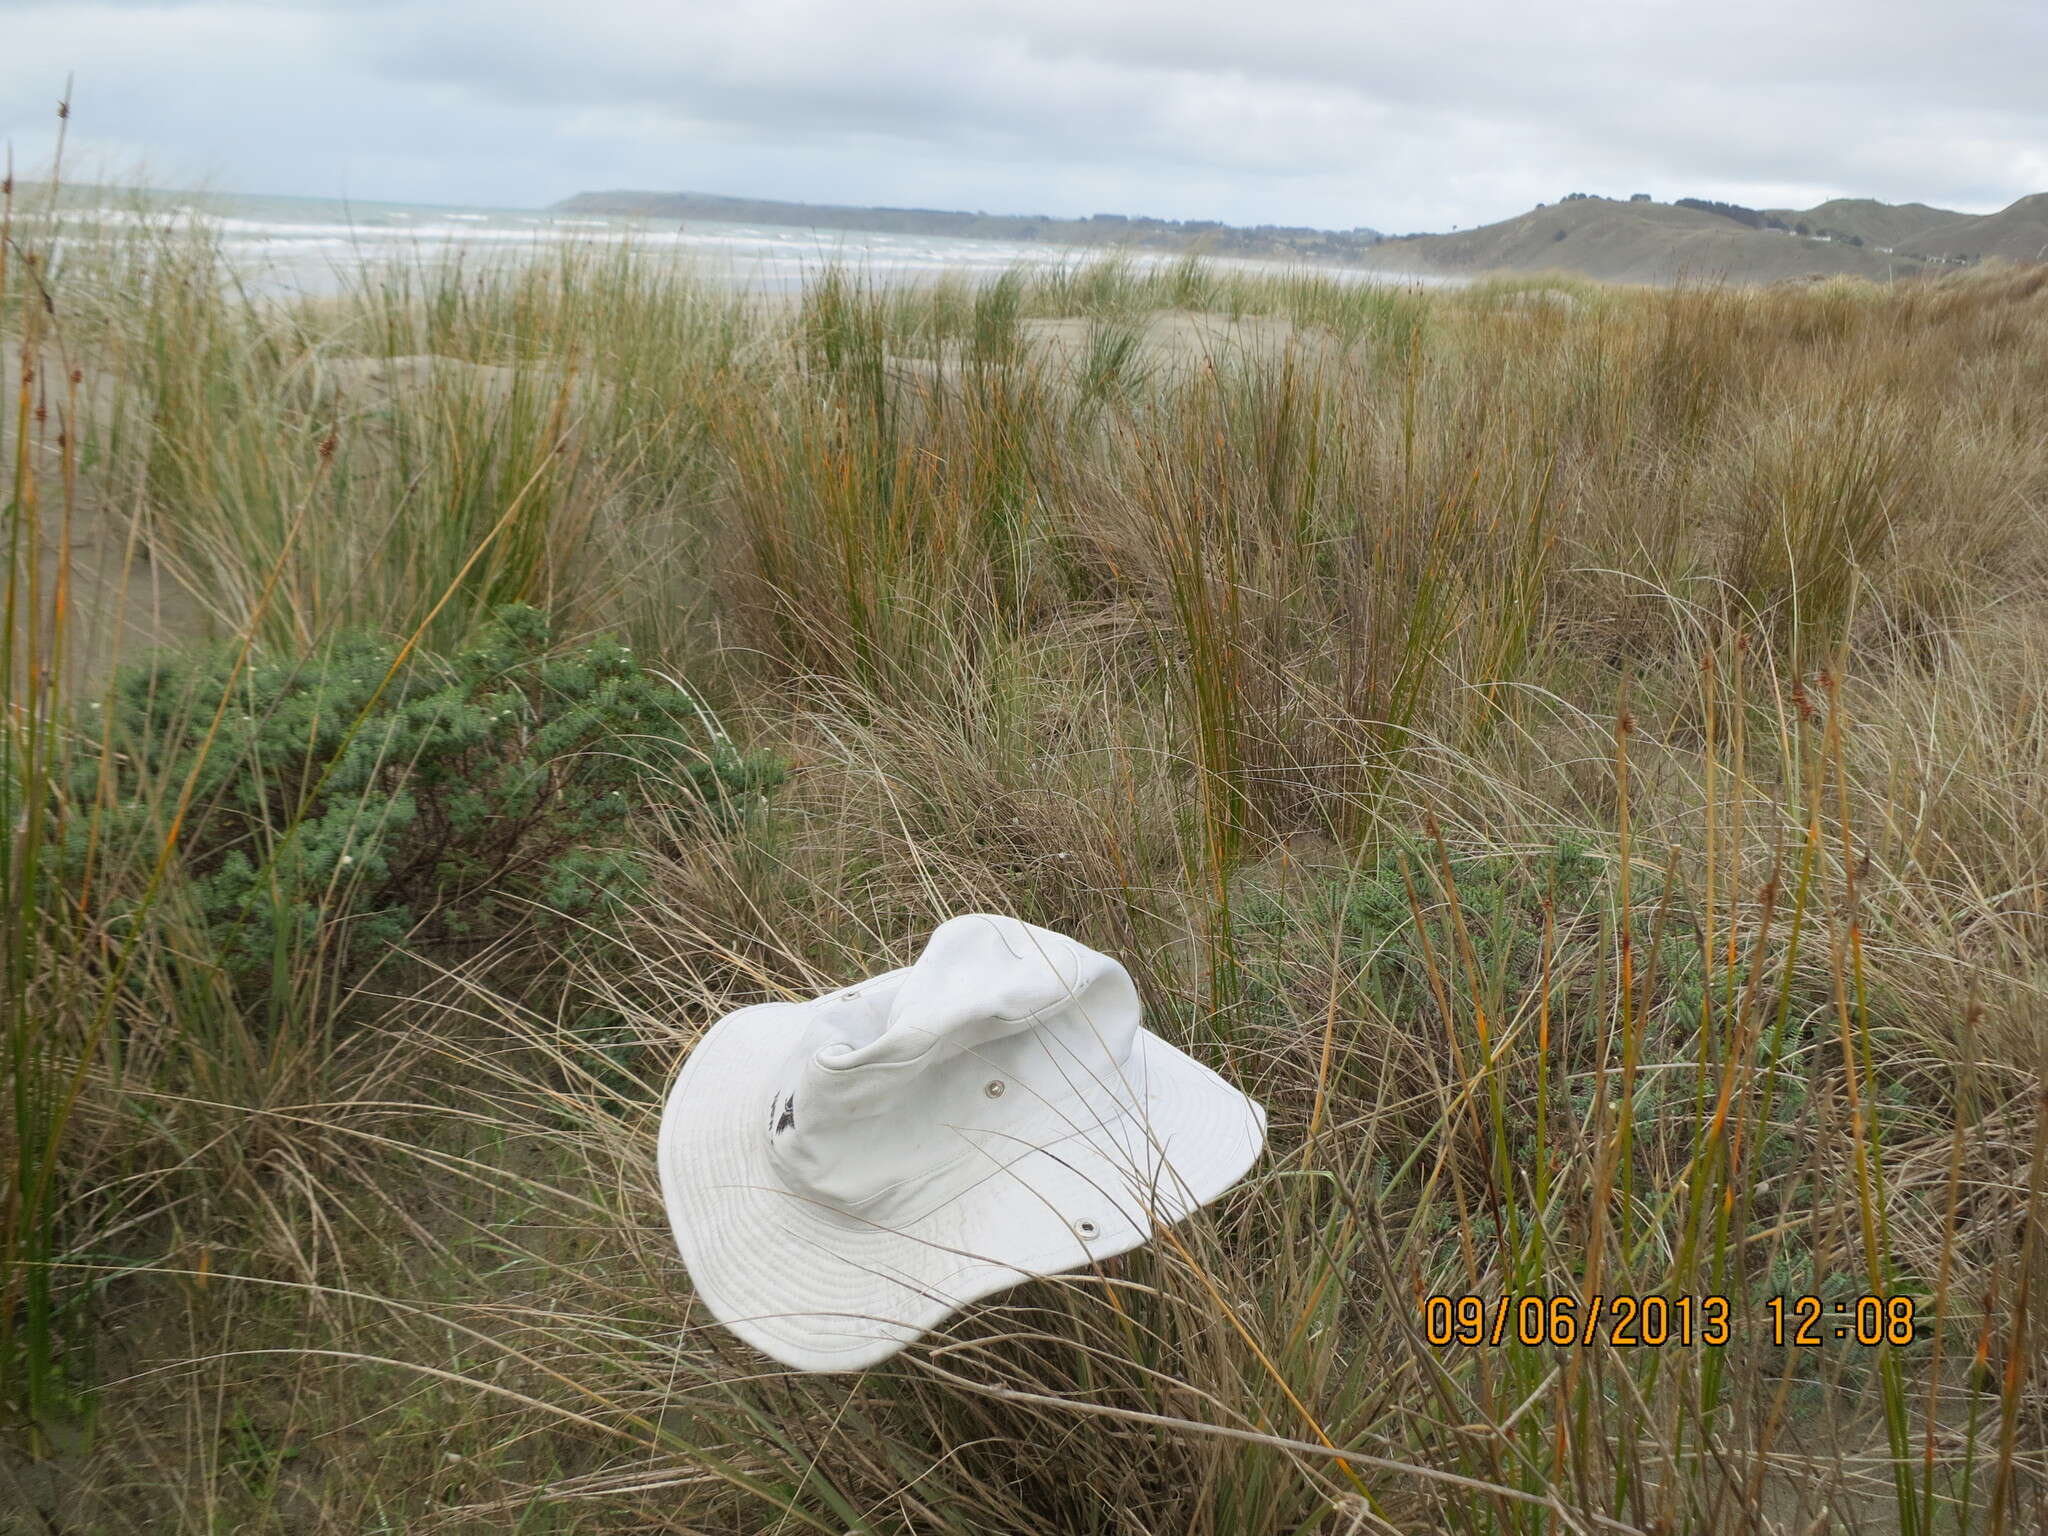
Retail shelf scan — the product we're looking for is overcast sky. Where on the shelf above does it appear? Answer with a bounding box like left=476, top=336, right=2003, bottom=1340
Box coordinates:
left=3, top=0, right=2044, bottom=232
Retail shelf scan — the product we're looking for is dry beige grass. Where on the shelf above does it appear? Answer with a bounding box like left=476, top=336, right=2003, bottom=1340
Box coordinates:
left=8, top=194, right=2048, bottom=1533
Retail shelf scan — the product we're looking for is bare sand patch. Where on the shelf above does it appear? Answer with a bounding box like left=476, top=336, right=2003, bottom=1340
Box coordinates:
left=885, top=308, right=1367, bottom=399
left=311, top=353, right=612, bottom=433
left=2, top=346, right=214, bottom=685
left=1019, top=309, right=1342, bottom=370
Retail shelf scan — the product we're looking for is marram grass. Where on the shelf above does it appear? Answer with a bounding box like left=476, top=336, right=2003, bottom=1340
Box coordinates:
left=6, top=142, right=2048, bottom=1531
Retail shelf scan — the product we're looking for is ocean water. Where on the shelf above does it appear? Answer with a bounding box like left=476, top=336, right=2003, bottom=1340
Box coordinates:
left=46, top=189, right=1444, bottom=297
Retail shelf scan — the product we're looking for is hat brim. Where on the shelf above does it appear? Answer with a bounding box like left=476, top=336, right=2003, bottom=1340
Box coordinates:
left=658, top=999, right=1267, bottom=1372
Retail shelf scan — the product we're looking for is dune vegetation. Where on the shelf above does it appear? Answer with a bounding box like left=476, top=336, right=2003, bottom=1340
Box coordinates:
left=6, top=157, right=2048, bottom=1533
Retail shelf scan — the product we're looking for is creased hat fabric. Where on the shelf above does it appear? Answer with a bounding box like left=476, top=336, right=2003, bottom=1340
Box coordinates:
left=658, top=914, right=1267, bottom=1371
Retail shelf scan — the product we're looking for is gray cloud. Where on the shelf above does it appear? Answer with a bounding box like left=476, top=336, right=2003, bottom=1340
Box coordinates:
left=3, top=0, right=2042, bottom=230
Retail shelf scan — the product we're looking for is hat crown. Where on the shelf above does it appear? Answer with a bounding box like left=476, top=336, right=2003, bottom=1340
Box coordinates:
left=764, top=915, right=1143, bottom=1221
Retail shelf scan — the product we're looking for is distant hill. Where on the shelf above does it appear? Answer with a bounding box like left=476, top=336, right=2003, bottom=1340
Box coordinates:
left=555, top=184, right=2046, bottom=287
left=1368, top=196, right=1925, bottom=284
left=1362, top=192, right=2048, bottom=284
left=1760, top=198, right=1959, bottom=252
left=550, top=189, right=1383, bottom=263
left=1905, top=193, right=2048, bottom=264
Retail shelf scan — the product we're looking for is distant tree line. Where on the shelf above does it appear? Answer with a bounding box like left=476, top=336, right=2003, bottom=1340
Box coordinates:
left=551, top=191, right=1385, bottom=259
left=1675, top=198, right=1793, bottom=232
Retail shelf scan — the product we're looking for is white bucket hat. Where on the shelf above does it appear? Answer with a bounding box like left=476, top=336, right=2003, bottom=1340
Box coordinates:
left=658, top=914, right=1267, bottom=1371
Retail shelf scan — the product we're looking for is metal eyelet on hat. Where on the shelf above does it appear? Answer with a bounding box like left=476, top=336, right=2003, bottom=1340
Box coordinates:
left=1074, top=1218, right=1100, bottom=1240
left=983, top=1079, right=1006, bottom=1099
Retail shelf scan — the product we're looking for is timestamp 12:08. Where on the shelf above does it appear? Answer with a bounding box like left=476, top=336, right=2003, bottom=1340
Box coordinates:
left=1767, top=1294, right=1919, bottom=1347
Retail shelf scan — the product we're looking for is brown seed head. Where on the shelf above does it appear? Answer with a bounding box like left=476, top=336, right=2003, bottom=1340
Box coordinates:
left=1790, top=679, right=1818, bottom=725
left=319, top=432, right=339, bottom=460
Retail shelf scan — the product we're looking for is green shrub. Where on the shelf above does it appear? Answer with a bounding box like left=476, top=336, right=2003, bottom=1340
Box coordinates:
left=1235, top=839, right=1621, bottom=1027
left=70, top=605, right=780, bottom=989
